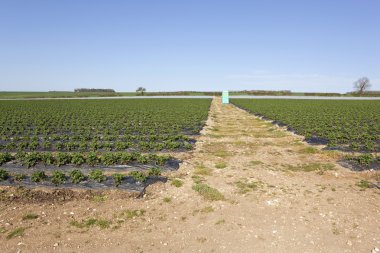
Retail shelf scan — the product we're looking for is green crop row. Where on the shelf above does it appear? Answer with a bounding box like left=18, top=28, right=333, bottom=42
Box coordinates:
left=0, top=168, right=162, bottom=186
left=0, top=99, right=211, bottom=153
left=231, top=99, right=380, bottom=152
left=0, top=152, right=171, bottom=168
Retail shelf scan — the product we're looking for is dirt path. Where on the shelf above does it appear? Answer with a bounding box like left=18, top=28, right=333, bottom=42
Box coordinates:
left=1, top=97, right=379, bottom=253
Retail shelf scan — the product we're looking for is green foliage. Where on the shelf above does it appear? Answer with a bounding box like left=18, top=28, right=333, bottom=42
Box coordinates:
left=13, top=173, right=26, bottom=181
left=192, top=183, right=225, bottom=201
left=0, top=169, right=9, bottom=181
left=6, top=227, right=26, bottom=240
left=22, top=213, right=39, bottom=220
left=112, top=173, right=125, bottom=187
left=129, top=171, right=147, bottom=183
left=55, top=152, right=72, bottom=166
left=71, top=153, right=85, bottom=165
left=31, top=171, right=47, bottom=182
left=70, top=169, right=86, bottom=184
left=89, top=169, right=106, bottom=183
left=148, top=167, right=161, bottom=176
left=0, top=153, right=12, bottom=165
left=51, top=170, right=66, bottom=185
left=232, top=99, right=380, bottom=152
left=86, top=152, right=99, bottom=166
left=171, top=178, right=184, bottom=187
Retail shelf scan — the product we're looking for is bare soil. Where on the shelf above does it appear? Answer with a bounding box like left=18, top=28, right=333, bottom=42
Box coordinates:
left=0, top=97, right=379, bottom=253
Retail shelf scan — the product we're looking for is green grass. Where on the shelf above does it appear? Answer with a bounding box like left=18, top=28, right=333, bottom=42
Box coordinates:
left=234, top=180, right=261, bottom=194
left=192, top=183, right=225, bottom=201
left=171, top=178, right=184, bottom=187
left=194, top=164, right=212, bottom=176
left=215, top=162, right=227, bottom=169
left=283, top=163, right=335, bottom=172
left=250, top=160, right=263, bottom=166
left=22, top=213, right=39, bottom=220
left=299, top=147, right=319, bottom=154
left=163, top=197, right=172, bottom=203
left=356, top=180, right=371, bottom=189
left=119, top=209, right=146, bottom=219
left=6, top=227, right=26, bottom=239
left=70, top=218, right=111, bottom=229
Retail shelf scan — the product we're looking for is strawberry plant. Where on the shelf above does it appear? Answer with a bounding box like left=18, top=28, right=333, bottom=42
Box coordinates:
left=70, top=169, right=86, bottom=184
left=51, top=170, right=66, bottom=185
left=89, top=169, right=106, bottom=183
left=31, top=171, right=47, bottom=182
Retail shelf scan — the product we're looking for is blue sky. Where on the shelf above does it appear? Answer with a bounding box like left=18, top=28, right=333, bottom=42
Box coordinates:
left=0, top=0, right=379, bottom=93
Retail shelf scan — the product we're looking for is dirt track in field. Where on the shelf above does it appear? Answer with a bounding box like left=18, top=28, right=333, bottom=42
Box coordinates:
left=1, top=97, right=379, bottom=253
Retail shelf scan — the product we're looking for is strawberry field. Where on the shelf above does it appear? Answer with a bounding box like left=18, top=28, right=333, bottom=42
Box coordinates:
left=0, top=98, right=211, bottom=190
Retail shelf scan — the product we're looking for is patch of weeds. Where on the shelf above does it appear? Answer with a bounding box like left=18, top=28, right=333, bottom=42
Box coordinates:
left=284, top=163, right=335, bottom=172
left=299, top=147, right=319, bottom=154
left=93, top=195, right=107, bottom=202
left=119, top=209, right=146, bottom=219
left=70, top=218, right=111, bottom=229
left=31, top=171, right=47, bottom=182
left=234, top=180, right=261, bottom=194
left=192, top=183, right=225, bottom=201
left=213, top=151, right=230, bottom=158
left=356, top=180, right=371, bottom=189
left=89, top=169, right=106, bottom=183
left=13, top=173, right=26, bottom=181
left=170, top=178, right=183, bottom=187
left=112, top=173, right=125, bottom=187
left=51, top=170, right=66, bottom=185
left=163, top=197, right=171, bottom=203
left=0, top=227, right=7, bottom=233
left=192, top=175, right=205, bottom=184
left=6, top=227, right=26, bottom=240
left=22, top=213, right=39, bottom=220
left=129, top=171, right=147, bottom=183
left=215, top=162, right=227, bottom=169
left=215, top=219, right=226, bottom=225
left=194, top=164, right=212, bottom=176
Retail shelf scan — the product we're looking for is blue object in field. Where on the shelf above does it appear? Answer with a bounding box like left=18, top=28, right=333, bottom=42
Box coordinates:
left=222, top=91, right=229, bottom=104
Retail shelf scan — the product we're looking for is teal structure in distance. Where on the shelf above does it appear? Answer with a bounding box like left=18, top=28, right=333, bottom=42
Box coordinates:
left=222, top=91, right=229, bottom=104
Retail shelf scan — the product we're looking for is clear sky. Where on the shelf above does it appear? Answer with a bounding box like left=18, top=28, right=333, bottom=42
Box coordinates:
left=0, top=0, right=379, bottom=93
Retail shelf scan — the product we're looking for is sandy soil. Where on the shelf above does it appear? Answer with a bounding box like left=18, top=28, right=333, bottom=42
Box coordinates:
left=0, top=97, right=379, bottom=253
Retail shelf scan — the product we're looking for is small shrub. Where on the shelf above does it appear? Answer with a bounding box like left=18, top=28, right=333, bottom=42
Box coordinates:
left=129, top=171, right=147, bottom=183
left=51, top=170, right=66, bottom=185
left=148, top=167, right=161, bottom=176
left=71, top=153, right=85, bottom=165
left=86, top=152, right=99, bottom=166
left=70, top=169, right=86, bottom=184
left=112, top=173, right=125, bottom=187
left=0, top=169, right=10, bottom=181
left=89, top=169, right=106, bottom=183
left=40, top=152, right=55, bottom=165
left=55, top=152, right=72, bottom=166
left=31, top=171, right=47, bottom=182
left=13, top=173, right=26, bottom=181
left=0, top=153, right=13, bottom=165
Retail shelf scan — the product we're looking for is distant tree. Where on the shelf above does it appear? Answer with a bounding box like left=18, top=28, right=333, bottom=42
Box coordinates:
left=353, top=77, right=371, bottom=94
left=136, top=87, right=146, bottom=95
